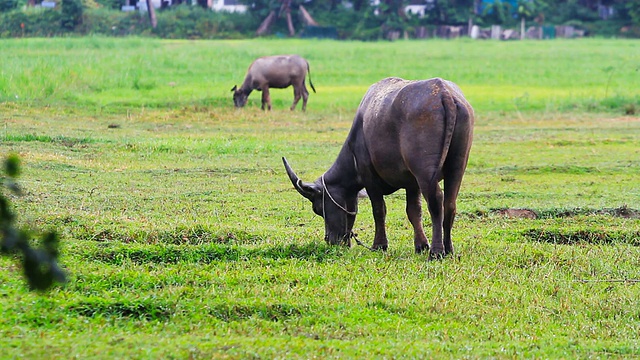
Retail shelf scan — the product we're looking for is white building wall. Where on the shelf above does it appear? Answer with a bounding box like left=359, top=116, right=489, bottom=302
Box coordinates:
left=212, top=0, right=247, bottom=13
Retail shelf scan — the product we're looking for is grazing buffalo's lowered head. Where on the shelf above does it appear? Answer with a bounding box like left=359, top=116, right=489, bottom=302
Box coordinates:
left=283, top=157, right=358, bottom=246
left=230, top=85, right=248, bottom=108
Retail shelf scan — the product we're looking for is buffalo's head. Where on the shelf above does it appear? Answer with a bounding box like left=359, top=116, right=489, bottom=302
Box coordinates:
left=282, top=157, right=358, bottom=246
left=231, top=85, right=248, bottom=108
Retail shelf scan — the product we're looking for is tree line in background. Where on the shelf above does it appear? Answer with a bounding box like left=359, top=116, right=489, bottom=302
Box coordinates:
left=0, top=0, right=639, bottom=40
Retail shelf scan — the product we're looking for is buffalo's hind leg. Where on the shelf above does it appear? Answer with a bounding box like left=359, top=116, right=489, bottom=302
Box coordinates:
left=442, top=159, right=468, bottom=256
left=420, top=177, right=445, bottom=260
left=301, top=84, right=310, bottom=111
left=291, top=86, right=302, bottom=111
left=406, top=187, right=429, bottom=253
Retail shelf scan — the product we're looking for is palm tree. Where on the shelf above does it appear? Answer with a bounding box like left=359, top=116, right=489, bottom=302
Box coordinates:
left=517, top=0, right=536, bottom=39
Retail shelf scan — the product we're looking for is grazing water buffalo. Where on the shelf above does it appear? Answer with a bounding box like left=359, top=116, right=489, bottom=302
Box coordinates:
left=231, top=55, right=316, bottom=111
left=283, top=77, right=474, bottom=259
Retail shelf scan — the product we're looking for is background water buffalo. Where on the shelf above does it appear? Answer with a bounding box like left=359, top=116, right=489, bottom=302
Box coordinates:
left=284, top=77, right=474, bottom=259
left=231, top=55, right=316, bottom=111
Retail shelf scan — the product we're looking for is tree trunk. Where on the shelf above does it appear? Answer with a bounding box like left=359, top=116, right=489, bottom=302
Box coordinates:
left=146, top=0, right=157, bottom=28
left=520, top=17, right=525, bottom=40
left=299, top=5, right=319, bottom=26
left=256, top=11, right=276, bottom=36
left=286, top=9, right=295, bottom=36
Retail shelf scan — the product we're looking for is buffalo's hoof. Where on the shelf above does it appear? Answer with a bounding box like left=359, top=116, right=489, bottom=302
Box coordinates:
left=371, top=244, right=388, bottom=252
left=428, top=251, right=446, bottom=261
left=415, top=243, right=430, bottom=254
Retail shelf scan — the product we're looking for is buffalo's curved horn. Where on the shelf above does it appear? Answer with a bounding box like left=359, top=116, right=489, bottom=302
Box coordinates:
left=231, top=85, right=237, bottom=92
left=282, top=157, right=316, bottom=200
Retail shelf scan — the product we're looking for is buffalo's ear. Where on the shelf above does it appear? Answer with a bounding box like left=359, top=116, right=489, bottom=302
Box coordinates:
left=231, top=85, right=237, bottom=92
left=282, top=157, right=318, bottom=200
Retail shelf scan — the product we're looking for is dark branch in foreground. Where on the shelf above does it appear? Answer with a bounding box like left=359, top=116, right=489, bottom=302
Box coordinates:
left=1, top=154, right=66, bottom=291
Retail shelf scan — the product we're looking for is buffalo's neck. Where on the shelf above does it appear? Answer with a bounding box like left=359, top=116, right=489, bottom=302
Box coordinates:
left=240, top=76, right=254, bottom=95
left=323, top=145, right=362, bottom=195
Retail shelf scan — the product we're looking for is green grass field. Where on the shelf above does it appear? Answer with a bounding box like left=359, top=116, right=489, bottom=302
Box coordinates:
left=1, top=37, right=640, bottom=358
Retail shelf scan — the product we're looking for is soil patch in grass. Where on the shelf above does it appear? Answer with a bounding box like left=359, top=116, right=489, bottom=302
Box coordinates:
left=467, top=206, right=639, bottom=220
left=522, top=228, right=640, bottom=246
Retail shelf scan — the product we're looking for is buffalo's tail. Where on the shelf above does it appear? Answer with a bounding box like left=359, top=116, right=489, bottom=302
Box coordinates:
left=307, top=61, right=316, bottom=93
left=433, top=78, right=457, bottom=184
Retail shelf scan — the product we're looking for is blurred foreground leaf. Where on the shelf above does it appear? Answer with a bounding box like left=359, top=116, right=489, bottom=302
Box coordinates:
left=1, top=154, right=66, bottom=291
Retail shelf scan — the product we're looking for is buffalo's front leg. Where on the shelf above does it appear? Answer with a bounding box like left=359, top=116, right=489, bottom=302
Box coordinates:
left=368, top=191, right=388, bottom=251
left=261, top=87, right=271, bottom=110
left=406, top=187, right=429, bottom=254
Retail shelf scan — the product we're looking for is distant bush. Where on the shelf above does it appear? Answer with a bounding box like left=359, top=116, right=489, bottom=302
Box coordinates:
left=0, top=7, right=64, bottom=37
left=0, top=0, right=19, bottom=12
left=0, top=5, right=253, bottom=38
left=585, top=19, right=636, bottom=38
left=152, top=5, right=254, bottom=39
left=61, top=0, right=84, bottom=30
left=78, top=7, right=149, bottom=36
left=93, top=0, right=121, bottom=10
